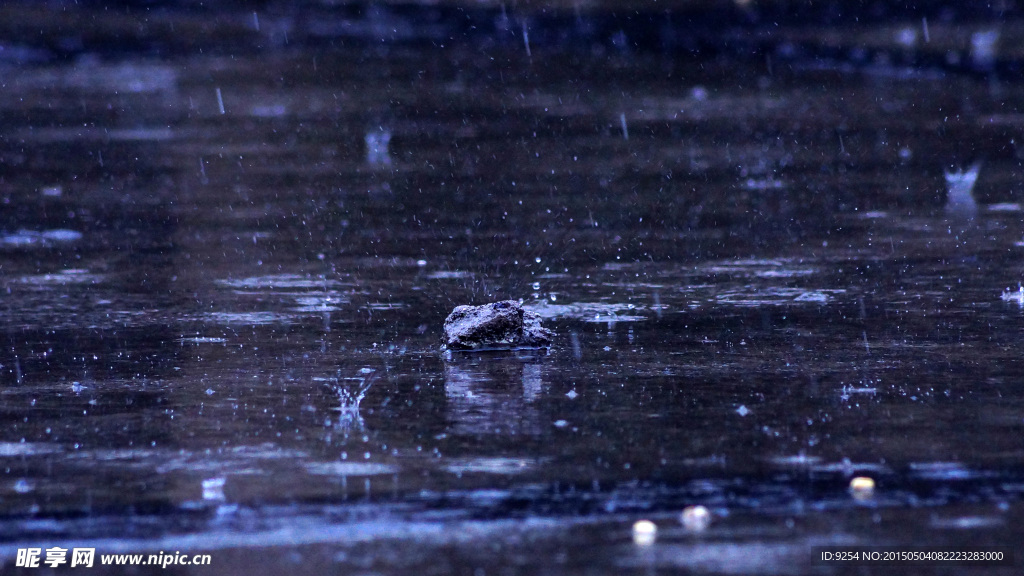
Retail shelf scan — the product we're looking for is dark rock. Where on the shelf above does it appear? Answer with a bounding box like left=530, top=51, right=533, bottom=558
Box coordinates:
left=442, top=300, right=553, bottom=351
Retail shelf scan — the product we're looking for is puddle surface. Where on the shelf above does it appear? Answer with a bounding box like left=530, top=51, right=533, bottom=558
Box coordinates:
left=1, top=3, right=1024, bottom=573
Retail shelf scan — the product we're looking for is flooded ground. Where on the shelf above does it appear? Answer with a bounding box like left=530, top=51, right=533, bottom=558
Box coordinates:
left=1, top=2, right=1024, bottom=573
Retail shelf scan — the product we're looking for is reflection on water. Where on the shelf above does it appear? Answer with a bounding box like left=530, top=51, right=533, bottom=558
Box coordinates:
left=444, top=354, right=546, bottom=436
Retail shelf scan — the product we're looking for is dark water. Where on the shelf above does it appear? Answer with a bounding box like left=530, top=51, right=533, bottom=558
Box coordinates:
left=2, top=3, right=1024, bottom=574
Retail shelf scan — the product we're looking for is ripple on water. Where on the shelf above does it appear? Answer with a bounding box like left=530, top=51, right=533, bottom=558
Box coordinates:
left=1, top=229, right=82, bottom=247
left=909, top=462, right=993, bottom=480
left=769, top=454, right=822, bottom=467
left=179, top=337, right=228, bottom=344
left=426, top=270, right=473, bottom=279
left=364, top=302, right=404, bottom=310
left=988, top=202, right=1021, bottom=212
left=930, top=516, right=1005, bottom=529
left=525, top=301, right=651, bottom=322
left=702, top=258, right=815, bottom=277
left=216, top=274, right=339, bottom=290
left=0, top=443, right=61, bottom=457
left=203, top=312, right=291, bottom=326
left=715, top=287, right=843, bottom=307
left=305, top=462, right=399, bottom=476
left=810, top=461, right=891, bottom=475
left=444, top=457, right=539, bottom=475
left=16, top=270, right=101, bottom=286
left=292, top=296, right=345, bottom=312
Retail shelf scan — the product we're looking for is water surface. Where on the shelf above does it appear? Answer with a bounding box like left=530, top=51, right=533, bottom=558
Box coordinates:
left=1, top=3, right=1024, bottom=573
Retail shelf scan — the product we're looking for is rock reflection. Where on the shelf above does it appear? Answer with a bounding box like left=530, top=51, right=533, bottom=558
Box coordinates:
left=444, top=354, right=547, bottom=436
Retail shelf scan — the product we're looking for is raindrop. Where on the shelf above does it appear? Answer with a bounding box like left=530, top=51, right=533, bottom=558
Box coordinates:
left=521, top=19, right=531, bottom=58
left=365, top=128, right=392, bottom=166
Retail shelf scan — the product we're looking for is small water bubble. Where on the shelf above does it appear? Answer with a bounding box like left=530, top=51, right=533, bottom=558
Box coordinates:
left=850, top=476, right=875, bottom=500
left=549, top=293, right=557, bottom=301
left=632, top=520, right=657, bottom=546
left=205, top=388, right=215, bottom=396
left=535, top=257, right=541, bottom=263
left=532, top=282, right=541, bottom=290
left=736, top=405, right=751, bottom=417
left=681, top=505, right=711, bottom=531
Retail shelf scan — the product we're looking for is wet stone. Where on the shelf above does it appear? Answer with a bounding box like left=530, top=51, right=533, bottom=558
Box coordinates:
left=442, top=300, right=553, bottom=351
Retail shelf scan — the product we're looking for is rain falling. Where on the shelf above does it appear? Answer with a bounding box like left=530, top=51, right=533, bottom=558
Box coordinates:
left=0, top=0, right=1021, bottom=573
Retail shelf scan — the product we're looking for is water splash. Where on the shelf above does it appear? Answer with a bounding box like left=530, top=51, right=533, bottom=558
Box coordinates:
left=1000, top=286, right=1024, bottom=306
left=365, top=128, right=392, bottom=166
left=944, top=162, right=980, bottom=218
left=324, top=368, right=377, bottom=432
